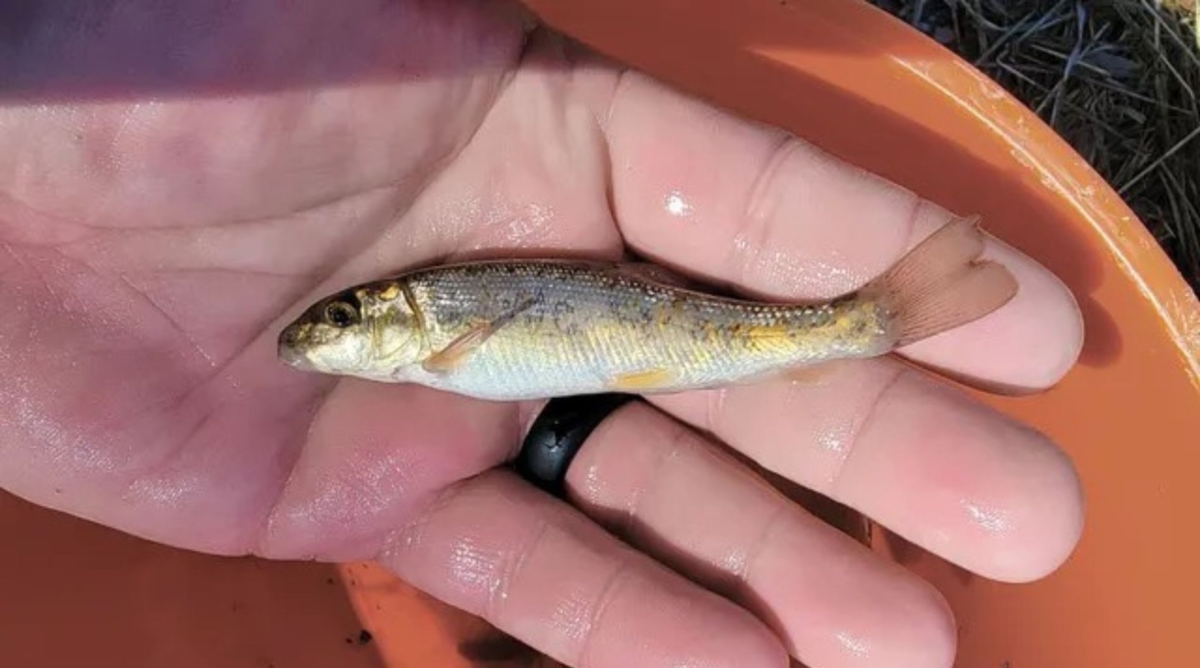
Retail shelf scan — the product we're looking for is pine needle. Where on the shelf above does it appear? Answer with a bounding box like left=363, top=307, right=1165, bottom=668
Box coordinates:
left=870, top=0, right=1200, bottom=290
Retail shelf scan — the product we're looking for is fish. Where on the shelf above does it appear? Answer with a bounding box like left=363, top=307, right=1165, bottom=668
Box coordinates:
left=277, top=216, right=1018, bottom=401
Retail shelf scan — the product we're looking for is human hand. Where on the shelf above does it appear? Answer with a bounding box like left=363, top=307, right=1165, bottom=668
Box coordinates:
left=0, top=2, right=1084, bottom=667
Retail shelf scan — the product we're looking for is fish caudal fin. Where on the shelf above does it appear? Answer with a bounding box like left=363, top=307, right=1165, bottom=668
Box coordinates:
left=863, top=215, right=1019, bottom=348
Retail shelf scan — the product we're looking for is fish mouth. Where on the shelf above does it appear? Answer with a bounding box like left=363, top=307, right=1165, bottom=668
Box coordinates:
left=278, top=344, right=311, bottom=370
left=277, top=324, right=314, bottom=370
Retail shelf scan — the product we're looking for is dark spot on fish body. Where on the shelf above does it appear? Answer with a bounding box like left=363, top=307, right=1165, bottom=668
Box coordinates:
left=548, top=299, right=574, bottom=318
left=438, top=307, right=468, bottom=331
left=807, top=305, right=834, bottom=328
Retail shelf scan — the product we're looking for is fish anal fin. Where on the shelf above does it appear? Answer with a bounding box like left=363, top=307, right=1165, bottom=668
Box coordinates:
left=609, top=368, right=675, bottom=392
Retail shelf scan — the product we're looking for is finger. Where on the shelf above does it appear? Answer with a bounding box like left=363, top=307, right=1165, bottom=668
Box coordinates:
left=601, top=71, right=1083, bottom=392
left=259, top=379, right=521, bottom=561
left=647, top=357, right=1084, bottom=583
left=380, top=469, right=789, bottom=668
left=566, top=401, right=957, bottom=668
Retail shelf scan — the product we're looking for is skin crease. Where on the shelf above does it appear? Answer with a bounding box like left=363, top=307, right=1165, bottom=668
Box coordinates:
left=0, top=2, right=1085, bottom=668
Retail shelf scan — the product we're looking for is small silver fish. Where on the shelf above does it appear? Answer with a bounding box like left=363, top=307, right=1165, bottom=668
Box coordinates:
left=277, top=216, right=1017, bottom=401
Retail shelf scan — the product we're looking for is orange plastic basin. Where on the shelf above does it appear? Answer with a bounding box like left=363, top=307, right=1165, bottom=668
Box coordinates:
left=3, top=1, right=1198, bottom=667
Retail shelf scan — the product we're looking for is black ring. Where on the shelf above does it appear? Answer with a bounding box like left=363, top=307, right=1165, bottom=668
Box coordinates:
left=513, top=393, right=636, bottom=495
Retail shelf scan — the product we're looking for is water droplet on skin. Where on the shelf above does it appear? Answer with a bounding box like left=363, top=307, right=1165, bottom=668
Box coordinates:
left=663, top=190, right=693, bottom=218
left=816, top=423, right=851, bottom=454
left=835, top=630, right=871, bottom=658
left=449, top=537, right=501, bottom=592
left=962, top=500, right=1013, bottom=533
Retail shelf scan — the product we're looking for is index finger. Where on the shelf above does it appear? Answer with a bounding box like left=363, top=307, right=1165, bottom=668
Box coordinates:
left=602, top=71, right=1083, bottom=392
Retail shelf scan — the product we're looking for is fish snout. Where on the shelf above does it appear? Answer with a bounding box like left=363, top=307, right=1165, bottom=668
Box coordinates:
left=277, top=323, right=312, bottom=369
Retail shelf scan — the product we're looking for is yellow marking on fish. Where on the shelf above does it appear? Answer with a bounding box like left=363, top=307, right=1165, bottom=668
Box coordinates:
left=370, top=309, right=385, bottom=349
left=733, top=324, right=796, bottom=351
left=744, top=324, right=791, bottom=340
left=691, top=346, right=716, bottom=367
left=610, top=368, right=675, bottom=391
left=378, top=284, right=402, bottom=301
left=652, top=300, right=682, bottom=329
left=656, top=306, right=670, bottom=328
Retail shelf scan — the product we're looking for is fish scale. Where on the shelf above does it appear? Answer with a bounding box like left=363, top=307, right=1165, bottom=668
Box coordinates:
left=393, top=261, right=882, bottom=399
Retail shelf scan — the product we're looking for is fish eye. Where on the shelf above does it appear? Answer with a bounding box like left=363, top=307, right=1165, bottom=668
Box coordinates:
left=323, top=301, right=358, bottom=328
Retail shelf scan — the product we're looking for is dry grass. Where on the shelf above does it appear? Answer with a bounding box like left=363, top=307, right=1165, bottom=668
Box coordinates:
left=870, top=0, right=1200, bottom=290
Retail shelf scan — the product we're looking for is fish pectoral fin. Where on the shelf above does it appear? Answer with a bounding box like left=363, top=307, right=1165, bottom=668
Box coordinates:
left=608, top=368, right=676, bottom=392
left=420, top=297, right=539, bottom=375
left=422, top=324, right=492, bottom=374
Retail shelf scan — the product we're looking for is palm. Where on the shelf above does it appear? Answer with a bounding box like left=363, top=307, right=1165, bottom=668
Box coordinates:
left=2, top=1, right=598, bottom=554
left=2, top=3, right=1087, bottom=668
